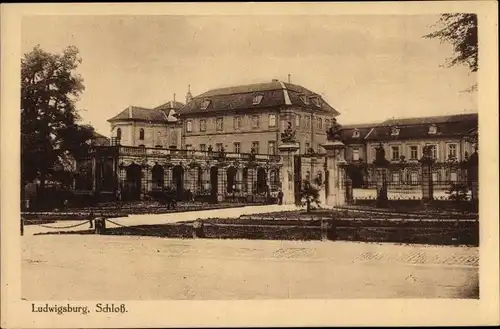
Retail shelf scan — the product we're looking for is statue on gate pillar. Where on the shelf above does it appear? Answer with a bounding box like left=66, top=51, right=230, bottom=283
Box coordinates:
left=322, top=117, right=347, bottom=207
left=277, top=121, right=299, bottom=205
left=326, top=118, right=343, bottom=142
left=280, top=121, right=297, bottom=144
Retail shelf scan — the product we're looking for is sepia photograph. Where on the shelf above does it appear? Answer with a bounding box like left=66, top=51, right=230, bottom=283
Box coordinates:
left=1, top=2, right=498, bottom=328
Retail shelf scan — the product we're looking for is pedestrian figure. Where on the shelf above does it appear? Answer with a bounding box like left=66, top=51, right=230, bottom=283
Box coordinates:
left=277, top=189, right=284, bottom=205
left=88, top=212, right=94, bottom=228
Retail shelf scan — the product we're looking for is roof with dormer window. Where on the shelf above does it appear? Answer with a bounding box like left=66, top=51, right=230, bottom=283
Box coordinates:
left=176, top=80, right=340, bottom=117
left=365, top=113, right=478, bottom=140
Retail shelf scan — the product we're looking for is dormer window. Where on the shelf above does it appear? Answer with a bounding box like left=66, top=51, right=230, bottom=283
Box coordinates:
left=311, top=97, right=321, bottom=107
left=391, top=126, right=400, bottom=136
left=352, top=129, right=360, bottom=138
left=200, top=100, right=211, bottom=110
left=428, top=124, right=437, bottom=134
left=252, top=94, right=264, bottom=105
left=299, top=94, right=309, bottom=105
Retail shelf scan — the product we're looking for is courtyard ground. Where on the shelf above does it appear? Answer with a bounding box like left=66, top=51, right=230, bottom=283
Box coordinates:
left=23, top=204, right=300, bottom=235
left=22, top=234, right=478, bottom=300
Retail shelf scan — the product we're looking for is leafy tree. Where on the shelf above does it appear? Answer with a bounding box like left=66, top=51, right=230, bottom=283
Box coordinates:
left=21, top=45, right=94, bottom=194
left=424, top=14, right=478, bottom=91
left=300, top=180, right=321, bottom=213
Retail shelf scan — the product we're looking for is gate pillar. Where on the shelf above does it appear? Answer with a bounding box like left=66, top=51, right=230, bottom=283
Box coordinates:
left=468, top=148, right=479, bottom=212
left=419, top=145, right=435, bottom=203
left=278, top=142, right=300, bottom=205
left=322, top=140, right=347, bottom=207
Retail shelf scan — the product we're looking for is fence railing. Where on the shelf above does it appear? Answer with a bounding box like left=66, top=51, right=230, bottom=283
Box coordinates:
left=344, top=161, right=473, bottom=201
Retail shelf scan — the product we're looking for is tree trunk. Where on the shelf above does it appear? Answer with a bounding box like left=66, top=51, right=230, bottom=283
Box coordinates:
left=306, top=199, right=311, bottom=213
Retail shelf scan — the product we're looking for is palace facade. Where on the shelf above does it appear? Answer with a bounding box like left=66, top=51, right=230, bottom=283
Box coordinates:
left=75, top=79, right=340, bottom=201
left=340, top=113, right=478, bottom=189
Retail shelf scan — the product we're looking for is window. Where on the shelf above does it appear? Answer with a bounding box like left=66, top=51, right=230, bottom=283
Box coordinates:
left=295, top=114, right=301, bottom=127
left=392, top=172, right=400, bottom=183
left=233, top=116, right=242, bottom=130
left=325, top=119, right=330, bottom=128
left=251, top=141, right=260, bottom=154
left=186, top=120, right=193, bottom=133
left=201, top=100, right=210, bottom=110
left=199, top=119, right=206, bottom=132
left=233, top=142, right=241, bottom=153
left=268, top=114, right=276, bottom=127
left=311, top=97, right=320, bottom=107
left=391, top=127, right=400, bottom=136
left=305, top=115, right=311, bottom=129
left=252, top=115, right=260, bottom=129
left=432, top=172, right=438, bottom=182
left=268, top=141, right=276, bottom=155
left=252, top=94, right=263, bottom=105
left=299, top=94, right=309, bottom=104
left=410, top=171, right=418, bottom=184
left=428, top=124, right=437, bottom=134
left=199, top=144, right=206, bottom=151
left=305, top=142, right=310, bottom=153
left=352, top=148, right=360, bottom=161
left=116, top=128, right=122, bottom=140
left=391, top=146, right=400, bottom=160
left=409, top=146, right=418, bottom=160
left=427, top=145, right=438, bottom=159
left=352, top=129, right=360, bottom=138
left=185, top=144, right=192, bottom=150
left=216, top=117, right=223, bottom=131
left=215, top=143, right=223, bottom=152
left=139, top=128, right=145, bottom=140
left=450, top=172, right=458, bottom=182
left=317, top=117, right=323, bottom=130
left=447, top=144, right=457, bottom=159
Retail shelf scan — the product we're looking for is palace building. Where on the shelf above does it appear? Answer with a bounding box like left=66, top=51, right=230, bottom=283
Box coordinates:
left=177, top=79, right=339, bottom=155
left=74, top=79, right=340, bottom=202
left=340, top=113, right=478, bottom=190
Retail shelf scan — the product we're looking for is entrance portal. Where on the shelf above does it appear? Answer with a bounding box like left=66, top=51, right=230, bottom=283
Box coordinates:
left=256, top=167, right=267, bottom=193
left=226, top=166, right=237, bottom=193
left=151, top=164, right=164, bottom=190
left=172, top=165, right=184, bottom=197
left=125, top=163, right=142, bottom=200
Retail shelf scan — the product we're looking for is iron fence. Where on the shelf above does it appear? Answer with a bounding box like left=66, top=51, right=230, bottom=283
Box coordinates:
left=346, top=161, right=472, bottom=201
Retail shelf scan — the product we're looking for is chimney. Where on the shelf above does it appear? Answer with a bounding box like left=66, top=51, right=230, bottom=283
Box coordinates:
left=288, top=74, right=291, bottom=84
left=173, top=93, right=176, bottom=103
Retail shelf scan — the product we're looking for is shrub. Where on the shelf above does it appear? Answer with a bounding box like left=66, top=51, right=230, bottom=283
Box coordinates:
left=446, top=182, right=470, bottom=202
left=300, top=180, right=321, bottom=212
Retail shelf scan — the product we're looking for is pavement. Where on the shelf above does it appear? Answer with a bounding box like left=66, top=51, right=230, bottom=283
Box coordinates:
left=23, top=204, right=301, bottom=236
left=22, top=235, right=479, bottom=300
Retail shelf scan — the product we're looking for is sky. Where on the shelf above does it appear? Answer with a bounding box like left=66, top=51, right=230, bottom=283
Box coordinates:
left=22, top=15, right=478, bottom=136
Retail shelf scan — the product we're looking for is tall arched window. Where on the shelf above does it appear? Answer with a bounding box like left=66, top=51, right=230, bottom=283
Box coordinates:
left=116, top=128, right=122, bottom=140
left=139, top=128, right=145, bottom=140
